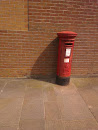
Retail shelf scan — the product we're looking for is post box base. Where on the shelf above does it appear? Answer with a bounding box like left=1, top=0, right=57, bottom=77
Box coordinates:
left=56, top=75, right=70, bottom=86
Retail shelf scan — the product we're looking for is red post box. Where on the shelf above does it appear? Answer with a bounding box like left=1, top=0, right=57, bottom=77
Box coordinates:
left=56, top=31, right=77, bottom=85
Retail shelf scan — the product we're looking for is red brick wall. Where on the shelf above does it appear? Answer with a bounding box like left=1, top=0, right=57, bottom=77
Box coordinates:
left=0, top=0, right=98, bottom=77
left=0, top=0, right=28, bottom=31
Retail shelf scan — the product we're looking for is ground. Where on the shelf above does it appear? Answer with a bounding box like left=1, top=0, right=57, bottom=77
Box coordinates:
left=0, top=77, right=98, bottom=130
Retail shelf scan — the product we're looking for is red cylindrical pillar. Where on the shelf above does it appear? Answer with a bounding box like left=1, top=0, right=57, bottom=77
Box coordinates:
left=56, top=31, right=77, bottom=85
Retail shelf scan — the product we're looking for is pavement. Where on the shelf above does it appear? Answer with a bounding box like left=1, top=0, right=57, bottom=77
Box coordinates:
left=0, top=77, right=98, bottom=130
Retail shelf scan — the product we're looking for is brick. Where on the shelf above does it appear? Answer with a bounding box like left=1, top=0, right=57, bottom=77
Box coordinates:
left=0, top=0, right=28, bottom=31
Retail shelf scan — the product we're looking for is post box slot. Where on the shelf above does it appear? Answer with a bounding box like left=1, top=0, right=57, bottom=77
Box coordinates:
left=65, top=43, right=72, bottom=45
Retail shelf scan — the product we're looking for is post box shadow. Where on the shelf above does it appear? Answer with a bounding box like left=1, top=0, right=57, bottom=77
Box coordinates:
left=30, top=37, right=59, bottom=84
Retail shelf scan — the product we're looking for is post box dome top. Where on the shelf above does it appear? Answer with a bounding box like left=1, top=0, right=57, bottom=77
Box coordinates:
left=57, top=31, right=77, bottom=38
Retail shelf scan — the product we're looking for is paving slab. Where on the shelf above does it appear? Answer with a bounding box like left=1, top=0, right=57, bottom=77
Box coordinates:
left=21, top=98, right=44, bottom=120
left=71, top=78, right=98, bottom=123
left=25, top=85, right=43, bottom=100
left=71, top=78, right=98, bottom=89
left=45, top=101, right=61, bottom=120
left=0, top=126, right=18, bottom=130
left=0, top=80, right=26, bottom=98
left=0, top=98, right=23, bottom=126
left=53, top=82, right=78, bottom=102
left=19, top=119, right=45, bottom=130
left=0, top=79, right=8, bottom=92
left=45, top=120, right=64, bottom=130
left=90, top=107, right=98, bottom=122
left=63, top=119, right=98, bottom=130
left=43, top=86, right=57, bottom=102
left=78, top=89, right=98, bottom=107
left=26, top=79, right=44, bottom=88
left=59, top=93, right=94, bottom=121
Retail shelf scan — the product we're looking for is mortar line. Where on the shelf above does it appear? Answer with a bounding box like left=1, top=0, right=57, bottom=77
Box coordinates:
left=56, top=96, right=65, bottom=130
left=0, top=79, right=12, bottom=95
left=27, top=0, right=29, bottom=31
left=17, top=81, right=27, bottom=130
left=42, top=82, right=46, bottom=130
